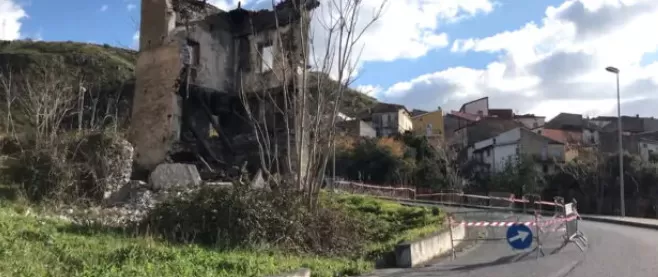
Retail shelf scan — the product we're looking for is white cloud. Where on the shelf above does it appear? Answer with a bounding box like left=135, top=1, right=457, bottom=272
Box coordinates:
left=0, top=0, right=27, bottom=40
left=310, top=0, right=493, bottom=66
left=355, top=84, right=383, bottom=97
left=132, top=31, right=139, bottom=49
left=100, top=5, right=109, bottom=12
left=372, top=0, right=658, bottom=119
left=209, top=0, right=242, bottom=11
left=206, top=0, right=492, bottom=80
left=127, top=4, right=136, bottom=11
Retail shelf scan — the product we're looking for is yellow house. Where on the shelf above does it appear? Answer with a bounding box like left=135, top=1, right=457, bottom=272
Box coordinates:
left=411, top=109, right=445, bottom=143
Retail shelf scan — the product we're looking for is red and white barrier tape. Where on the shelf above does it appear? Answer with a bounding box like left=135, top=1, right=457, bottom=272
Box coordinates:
left=417, top=192, right=565, bottom=207
left=452, top=215, right=578, bottom=228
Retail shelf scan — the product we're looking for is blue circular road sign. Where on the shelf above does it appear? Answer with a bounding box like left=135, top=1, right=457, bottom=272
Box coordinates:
left=506, top=224, right=533, bottom=250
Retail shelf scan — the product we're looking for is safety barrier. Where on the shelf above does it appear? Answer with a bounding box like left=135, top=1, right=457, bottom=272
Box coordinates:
left=415, top=191, right=565, bottom=216
left=445, top=200, right=588, bottom=260
left=329, top=180, right=416, bottom=199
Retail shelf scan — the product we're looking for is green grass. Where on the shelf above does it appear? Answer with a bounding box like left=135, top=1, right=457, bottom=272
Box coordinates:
left=0, top=201, right=371, bottom=277
left=0, top=187, right=443, bottom=276
left=324, top=192, right=445, bottom=257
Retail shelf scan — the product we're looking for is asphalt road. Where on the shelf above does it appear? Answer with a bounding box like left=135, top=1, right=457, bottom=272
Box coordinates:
left=363, top=204, right=658, bottom=277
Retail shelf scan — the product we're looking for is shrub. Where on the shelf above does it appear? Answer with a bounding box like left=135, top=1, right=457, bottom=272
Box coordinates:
left=141, top=183, right=369, bottom=257
left=1, top=131, right=131, bottom=203
left=2, top=146, right=74, bottom=202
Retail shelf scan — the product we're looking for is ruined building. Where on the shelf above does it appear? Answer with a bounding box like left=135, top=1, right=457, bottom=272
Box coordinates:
left=130, top=0, right=319, bottom=178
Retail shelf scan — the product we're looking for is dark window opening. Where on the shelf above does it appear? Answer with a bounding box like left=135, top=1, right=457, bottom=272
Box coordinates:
left=186, top=39, right=200, bottom=65
left=239, top=37, right=251, bottom=72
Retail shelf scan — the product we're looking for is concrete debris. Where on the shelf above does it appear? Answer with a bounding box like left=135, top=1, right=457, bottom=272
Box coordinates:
left=148, top=163, right=202, bottom=191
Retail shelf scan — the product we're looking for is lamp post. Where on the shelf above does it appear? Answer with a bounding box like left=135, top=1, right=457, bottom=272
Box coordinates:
left=606, top=66, right=625, bottom=217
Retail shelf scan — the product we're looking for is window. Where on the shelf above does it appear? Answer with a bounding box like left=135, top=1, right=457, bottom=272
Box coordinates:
left=184, top=39, right=200, bottom=82
left=542, top=164, right=549, bottom=173
left=486, top=148, right=490, bottom=157
left=533, top=122, right=539, bottom=128
left=186, top=39, right=200, bottom=66
left=258, top=41, right=274, bottom=73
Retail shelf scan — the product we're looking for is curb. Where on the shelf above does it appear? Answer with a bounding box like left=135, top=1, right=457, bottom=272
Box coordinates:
left=580, top=216, right=658, bottom=230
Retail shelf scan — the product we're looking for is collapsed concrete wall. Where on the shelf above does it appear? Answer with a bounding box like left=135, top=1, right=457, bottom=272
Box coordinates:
left=130, top=43, right=183, bottom=171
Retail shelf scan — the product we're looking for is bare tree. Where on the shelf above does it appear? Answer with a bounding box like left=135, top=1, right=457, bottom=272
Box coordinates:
left=0, top=65, right=77, bottom=147
left=238, top=0, right=387, bottom=207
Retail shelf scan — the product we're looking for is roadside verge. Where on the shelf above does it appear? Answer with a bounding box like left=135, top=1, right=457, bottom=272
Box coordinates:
left=579, top=215, right=658, bottom=230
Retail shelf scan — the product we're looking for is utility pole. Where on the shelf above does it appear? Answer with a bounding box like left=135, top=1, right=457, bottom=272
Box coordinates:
left=606, top=66, right=625, bottom=217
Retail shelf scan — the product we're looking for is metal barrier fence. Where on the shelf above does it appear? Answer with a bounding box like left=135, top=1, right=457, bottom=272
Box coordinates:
left=328, top=181, right=589, bottom=260
left=415, top=191, right=566, bottom=216
left=446, top=199, right=588, bottom=260
left=328, top=180, right=417, bottom=199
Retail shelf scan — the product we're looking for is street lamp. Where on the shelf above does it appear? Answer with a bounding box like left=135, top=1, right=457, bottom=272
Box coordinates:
left=606, top=66, right=625, bottom=217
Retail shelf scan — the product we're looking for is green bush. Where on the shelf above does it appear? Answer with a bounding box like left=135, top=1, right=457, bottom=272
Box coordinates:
left=142, top=184, right=369, bottom=257
left=0, top=131, right=129, bottom=203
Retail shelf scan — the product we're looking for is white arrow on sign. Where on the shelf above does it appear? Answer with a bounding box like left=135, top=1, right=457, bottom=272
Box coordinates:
left=509, top=230, right=530, bottom=242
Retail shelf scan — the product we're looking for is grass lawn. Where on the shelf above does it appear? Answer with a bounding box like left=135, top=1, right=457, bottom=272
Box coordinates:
left=0, top=192, right=444, bottom=277
left=325, top=192, right=445, bottom=258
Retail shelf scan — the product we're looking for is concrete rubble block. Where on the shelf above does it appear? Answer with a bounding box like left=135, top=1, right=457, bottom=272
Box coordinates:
left=98, top=138, right=134, bottom=199
left=149, top=163, right=202, bottom=191
left=265, top=268, right=311, bottom=277
left=250, top=168, right=267, bottom=189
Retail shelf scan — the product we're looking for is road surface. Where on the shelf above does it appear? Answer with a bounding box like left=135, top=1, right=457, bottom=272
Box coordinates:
left=363, top=205, right=658, bottom=277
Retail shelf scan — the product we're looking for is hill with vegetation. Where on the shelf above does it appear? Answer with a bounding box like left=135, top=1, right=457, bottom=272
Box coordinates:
left=0, top=40, right=377, bottom=127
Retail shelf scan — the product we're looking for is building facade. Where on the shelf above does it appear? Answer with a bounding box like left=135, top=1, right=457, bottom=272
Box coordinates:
left=131, top=0, right=318, bottom=172
left=411, top=108, right=445, bottom=142
left=364, top=103, right=413, bottom=137
left=468, top=127, right=565, bottom=174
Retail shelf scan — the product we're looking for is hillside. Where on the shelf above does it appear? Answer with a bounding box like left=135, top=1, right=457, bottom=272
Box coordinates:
left=0, top=40, right=376, bottom=124
left=0, top=40, right=136, bottom=87
left=0, top=41, right=137, bottom=129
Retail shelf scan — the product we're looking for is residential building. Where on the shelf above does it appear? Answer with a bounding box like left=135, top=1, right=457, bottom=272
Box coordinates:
left=459, top=97, right=489, bottom=117
left=542, top=113, right=600, bottom=146
left=453, top=117, right=522, bottom=149
left=131, top=0, right=318, bottom=171
left=468, top=127, right=565, bottom=175
left=639, top=138, right=658, bottom=162
left=361, top=102, right=413, bottom=137
left=591, top=115, right=658, bottom=134
left=514, top=114, right=545, bottom=129
left=599, top=130, right=658, bottom=162
left=444, top=111, right=480, bottom=143
left=410, top=109, right=429, bottom=117
left=336, top=120, right=376, bottom=138
left=535, top=128, right=582, bottom=162
left=489, top=109, right=514, bottom=120
left=411, top=108, right=445, bottom=142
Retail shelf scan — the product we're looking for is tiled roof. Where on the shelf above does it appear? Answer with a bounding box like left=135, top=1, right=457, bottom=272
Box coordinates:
left=540, top=128, right=582, bottom=144
left=450, top=111, right=480, bottom=121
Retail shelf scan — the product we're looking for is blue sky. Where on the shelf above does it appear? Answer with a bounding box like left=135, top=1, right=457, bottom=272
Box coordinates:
left=6, top=0, right=658, bottom=119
